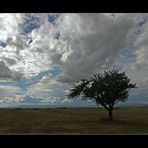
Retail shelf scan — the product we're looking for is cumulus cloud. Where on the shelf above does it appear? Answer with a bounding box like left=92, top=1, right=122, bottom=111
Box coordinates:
left=120, top=14, right=148, bottom=84
left=0, top=61, right=23, bottom=81
left=0, top=13, right=136, bottom=82
left=0, top=95, right=24, bottom=103
left=133, top=21, right=148, bottom=70
left=0, top=13, right=24, bottom=41
left=0, top=61, right=12, bottom=79
left=54, top=13, right=135, bottom=83
left=40, top=96, right=60, bottom=104
left=39, top=74, right=53, bottom=83
left=27, top=75, right=66, bottom=98
left=1, top=13, right=148, bottom=105
left=0, top=14, right=51, bottom=79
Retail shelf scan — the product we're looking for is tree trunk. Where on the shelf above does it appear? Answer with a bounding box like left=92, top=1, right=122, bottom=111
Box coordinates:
left=108, top=109, right=113, bottom=121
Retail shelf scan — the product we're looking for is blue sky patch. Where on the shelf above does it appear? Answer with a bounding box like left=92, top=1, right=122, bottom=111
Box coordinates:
left=0, top=41, right=7, bottom=47
left=21, top=14, right=40, bottom=35
left=50, top=67, right=61, bottom=76
left=48, top=14, right=61, bottom=25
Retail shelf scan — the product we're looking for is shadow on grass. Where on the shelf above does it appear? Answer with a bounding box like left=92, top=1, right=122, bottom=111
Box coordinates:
left=100, top=117, right=135, bottom=125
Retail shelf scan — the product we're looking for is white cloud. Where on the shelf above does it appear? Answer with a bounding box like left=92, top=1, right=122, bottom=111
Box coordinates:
left=0, top=13, right=136, bottom=82
left=0, top=95, right=24, bottom=103
left=0, top=61, right=23, bottom=81
left=25, top=74, right=69, bottom=104
left=61, top=97, right=72, bottom=103
left=0, top=61, right=12, bottom=79
left=40, top=96, right=60, bottom=104
left=54, top=13, right=135, bottom=83
left=39, top=74, right=53, bottom=83
left=1, top=13, right=148, bottom=105
left=27, top=76, right=64, bottom=94
left=0, top=85, right=20, bottom=92
left=0, top=85, right=24, bottom=103
left=0, top=13, right=142, bottom=83
left=133, top=22, right=148, bottom=70
left=0, top=85, right=22, bottom=97
left=122, top=14, right=148, bottom=84
left=0, top=13, right=24, bottom=41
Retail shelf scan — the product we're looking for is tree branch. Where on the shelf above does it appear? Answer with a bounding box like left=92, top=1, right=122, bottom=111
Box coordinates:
left=98, top=100, right=109, bottom=110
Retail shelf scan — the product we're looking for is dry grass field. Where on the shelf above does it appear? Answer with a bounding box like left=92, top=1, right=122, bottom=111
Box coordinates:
left=0, top=107, right=147, bottom=134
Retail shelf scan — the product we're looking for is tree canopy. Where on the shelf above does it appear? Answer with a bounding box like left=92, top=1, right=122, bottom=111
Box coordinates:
left=67, top=69, right=136, bottom=121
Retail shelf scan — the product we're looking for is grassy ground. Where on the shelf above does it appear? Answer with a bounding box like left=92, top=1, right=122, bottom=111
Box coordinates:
left=0, top=107, right=148, bottom=134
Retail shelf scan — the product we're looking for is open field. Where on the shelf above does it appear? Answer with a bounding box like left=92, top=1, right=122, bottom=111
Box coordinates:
left=0, top=107, right=148, bottom=134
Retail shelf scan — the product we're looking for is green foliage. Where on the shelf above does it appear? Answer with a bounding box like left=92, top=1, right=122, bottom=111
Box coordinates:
left=67, top=69, right=136, bottom=120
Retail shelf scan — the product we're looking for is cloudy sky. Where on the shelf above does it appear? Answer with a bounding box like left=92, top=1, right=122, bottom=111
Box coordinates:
left=0, top=13, right=148, bottom=107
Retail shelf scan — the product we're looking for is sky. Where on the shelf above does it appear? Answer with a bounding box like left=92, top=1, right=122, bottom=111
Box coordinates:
left=0, top=13, right=148, bottom=107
